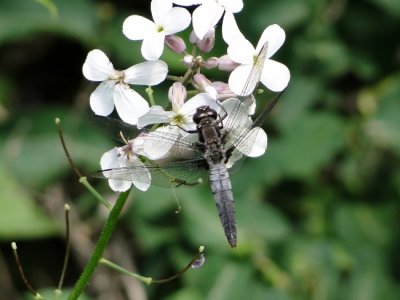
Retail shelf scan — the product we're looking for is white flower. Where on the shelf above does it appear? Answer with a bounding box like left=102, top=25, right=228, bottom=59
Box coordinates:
left=137, top=87, right=219, bottom=132
left=173, top=0, right=244, bottom=44
left=123, top=0, right=191, bottom=60
left=221, top=98, right=268, bottom=168
left=82, top=49, right=168, bottom=124
left=227, top=24, right=290, bottom=95
left=100, top=141, right=151, bottom=192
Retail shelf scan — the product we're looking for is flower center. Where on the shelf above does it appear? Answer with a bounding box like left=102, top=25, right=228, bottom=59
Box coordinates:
left=110, top=70, right=125, bottom=81
left=156, top=25, right=164, bottom=33
left=171, top=114, right=185, bottom=126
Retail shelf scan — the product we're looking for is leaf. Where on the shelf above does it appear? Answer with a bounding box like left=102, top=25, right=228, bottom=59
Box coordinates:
left=34, top=0, right=58, bottom=18
left=367, top=0, right=400, bottom=17
left=0, top=0, right=96, bottom=44
left=0, top=165, right=58, bottom=239
left=266, top=112, right=346, bottom=179
left=205, top=262, right=253, bottom=300
left=237, top=199, right=290, bottom=243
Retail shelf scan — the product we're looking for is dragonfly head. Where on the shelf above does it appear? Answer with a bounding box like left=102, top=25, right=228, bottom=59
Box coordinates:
left=193, top=106, right=218, bottom=124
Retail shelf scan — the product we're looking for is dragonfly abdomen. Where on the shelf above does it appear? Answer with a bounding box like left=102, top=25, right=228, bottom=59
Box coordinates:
left=209, top=162, right=237, bottom=247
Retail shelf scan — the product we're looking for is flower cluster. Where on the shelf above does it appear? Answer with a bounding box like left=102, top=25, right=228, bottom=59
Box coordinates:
left=82, top=0, right=290, bottom=192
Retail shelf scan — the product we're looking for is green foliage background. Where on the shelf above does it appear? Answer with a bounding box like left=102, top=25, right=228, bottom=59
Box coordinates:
left=0, top=0, right=399, bottom=299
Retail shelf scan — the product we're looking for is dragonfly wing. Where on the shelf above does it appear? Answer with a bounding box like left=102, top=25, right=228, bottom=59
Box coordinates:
left=93, top=158, right=208, bottom=188
left=88, top=114, right=140, bottom=143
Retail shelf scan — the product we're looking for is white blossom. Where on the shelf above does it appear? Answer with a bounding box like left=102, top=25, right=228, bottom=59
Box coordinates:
left=227, top=24, right=290, bottom=95
left=82, top=49, right=168, bottom=124
left=123, top=0, right=191, bottom=60
left=100, top=141, right=151, bottom=192
left=172, top=0, right=244, bottom=44
left=137, top=89, right=219, bottom=132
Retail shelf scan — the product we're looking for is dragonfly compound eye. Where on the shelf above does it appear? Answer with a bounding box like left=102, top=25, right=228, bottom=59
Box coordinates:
left=193, top=106, right=210, bottom=124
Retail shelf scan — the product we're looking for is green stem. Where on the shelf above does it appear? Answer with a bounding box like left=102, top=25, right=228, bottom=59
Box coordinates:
left=79, top=177, right=112, bottom=210
left=145, top=86, right=155, bottom=106
left=100, top=258, right=152, bottom=285
left=67, top=189, right=131, bottom=300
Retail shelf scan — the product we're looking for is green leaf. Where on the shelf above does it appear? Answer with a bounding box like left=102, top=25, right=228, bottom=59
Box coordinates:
left=0, top=165, right=58, bottom=239
left=267, top=112, right=346, bottom=179
left=205, top=262, right=253, bottom=300
left=367, top=0, right=400, bottom=17
left=34, top=0, right=58, bottom=18
left=0, top=0, right=96, bottom=44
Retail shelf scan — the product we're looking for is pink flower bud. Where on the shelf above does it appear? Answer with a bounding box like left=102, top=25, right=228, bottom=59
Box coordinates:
left=165, top=35, right=186, bottom=54
left=189, top=30, right=199, bottom=44
left=168, top=82, right=187, bottom=110
left=183, top=55, right=195, bottom=67
left=202, top=57, right=218, bottom=69
left=197, top=28, right=215, bottom=53
left=193, top=74, right=217, bottom=99
left=212, top=81, right=235, bottom=100
left=217, top=55, right=239, bottom=71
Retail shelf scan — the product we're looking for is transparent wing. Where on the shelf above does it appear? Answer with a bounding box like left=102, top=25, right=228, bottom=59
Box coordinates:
left=89, top=115, right=208, bottom=187
left=92, top=158, right=209, bottom=188
left=222, top=40, right=283, bottom=164
left=223, top=41, right=269, bottom=134
left=241, top=41, right=269, bottom=97
left=89, top=114, right=203, bottom=158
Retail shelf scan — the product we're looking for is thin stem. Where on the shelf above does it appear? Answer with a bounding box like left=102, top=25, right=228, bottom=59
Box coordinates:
left=100, top=246, right=205, bottom=285
left=55, top=118, right=111, bottom=209
left=100, top=258, right=152, bottom=285
left=67, top=189, right=131, bottom=300
left=11, top=242, right=44, bottom=299
left=145, top=86, right=155, bottom=106
left=79, top=177, right=112, bottom=210
left=55, top=118, right=82, bottom=178
left=57, top=204, right=71, bottom=292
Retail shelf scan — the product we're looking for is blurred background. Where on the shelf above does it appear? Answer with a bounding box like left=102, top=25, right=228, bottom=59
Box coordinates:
left=0, top=0, right=400, bottom=299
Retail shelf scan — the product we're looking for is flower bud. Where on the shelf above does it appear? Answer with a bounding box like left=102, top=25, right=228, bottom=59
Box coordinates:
left=189, top=30, right=199, bottom=44
left=168, top=82, right=187, bottom=110
left=183, top=55, right=195, bottom=67
left=165, top=35, right=186, bottom=53
left=197, top=28, right=215, bottom=53
left=202, top=57, right=218, bottom=69
left=193, top=74, right=217, bottom=99
left=217, top=55, right=239, bottom=71
left=190, top=29, right=215, bottom=53
left=212, top=81, right=235, bottom=100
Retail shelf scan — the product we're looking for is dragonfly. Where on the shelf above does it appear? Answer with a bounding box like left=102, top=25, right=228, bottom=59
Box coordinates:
left=91, top=42, right=282, bottom=247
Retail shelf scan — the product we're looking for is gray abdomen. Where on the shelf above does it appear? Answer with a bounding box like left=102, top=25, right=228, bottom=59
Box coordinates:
left=209, top=162, right=237, bottom=247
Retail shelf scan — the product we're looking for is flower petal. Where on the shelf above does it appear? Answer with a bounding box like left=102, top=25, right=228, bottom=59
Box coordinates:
left=220, top=0, right=243, bottom=13
left=260, top=59, right=290, bottom=92
left=172, top=0, right=203, bottom=5
left=228, top=64, right=253, bottom=96
left=141, top=126, right=179, bottom=159
left=236, top=127, right=267, bottom=157
left=256, top=24, right=286, bottom=58
left=192, top=2, right=223, bottom=39
left=90, top=80, right=116, bottom=116
left=124, top=60, right=168, bottom=85
left=151, top=0, right=173, bottom=25
left=142, top=31, right=165, bottom=60
left=227, top=38, right=254, bottom=64
left=137, top=105, right=173, bottom=128
left=162, top=7, right=191, bottom=35
left=100, top=148, right=133, bottom=192
left=222, top=11, right=244, bottom=45
left=179, top=93, right=220, bottom=117
left=113, top=83, right=150, bottom=125
left=123, top=15, right=156, bottom=41
left=126, top=159, right=151, bottom=191
left=82, top=49, right=116, bottom=81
